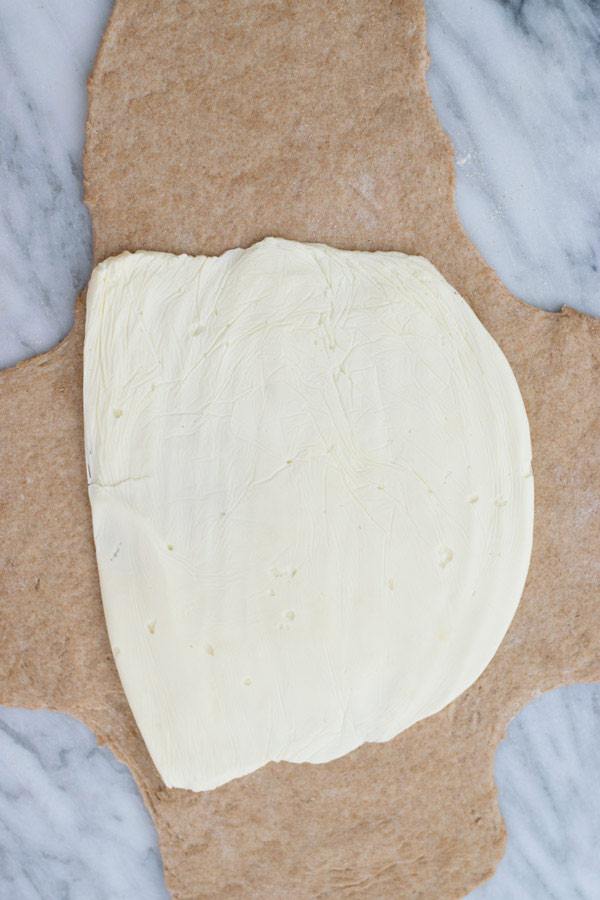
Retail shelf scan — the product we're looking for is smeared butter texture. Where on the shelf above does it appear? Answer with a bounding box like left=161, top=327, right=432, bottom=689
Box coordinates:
left=84, top=238, right=533, bottom=791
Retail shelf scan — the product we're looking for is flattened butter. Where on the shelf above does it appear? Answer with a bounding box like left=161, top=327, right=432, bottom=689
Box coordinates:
left=84, top=238, right=533, bottom=790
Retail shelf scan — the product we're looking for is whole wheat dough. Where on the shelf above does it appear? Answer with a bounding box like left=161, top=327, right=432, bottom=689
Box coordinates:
left=83, top=238, right=533, bottom=791
left=2, top=0, right=598, bottom=896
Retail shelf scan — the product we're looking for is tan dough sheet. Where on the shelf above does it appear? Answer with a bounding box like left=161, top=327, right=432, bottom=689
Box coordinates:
left=1, top=1, right=600, bottom=897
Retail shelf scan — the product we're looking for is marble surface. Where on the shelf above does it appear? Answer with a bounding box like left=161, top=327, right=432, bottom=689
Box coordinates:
left=426, top=0, right=600, bottom=316
left=0, top=0, right=599, bottom=897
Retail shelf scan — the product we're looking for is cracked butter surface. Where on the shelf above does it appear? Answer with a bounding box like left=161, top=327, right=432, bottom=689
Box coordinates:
left=84, top=238, right=533, bottom=791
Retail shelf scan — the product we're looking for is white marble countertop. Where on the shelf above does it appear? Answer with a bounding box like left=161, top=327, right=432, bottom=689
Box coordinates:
left=1, top=1, right=599, bottom=897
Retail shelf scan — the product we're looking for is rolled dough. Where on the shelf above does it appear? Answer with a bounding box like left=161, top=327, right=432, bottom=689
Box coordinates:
left=84, top=239, right=533, bottom=790
left=2, top=1, right=599, bottom=896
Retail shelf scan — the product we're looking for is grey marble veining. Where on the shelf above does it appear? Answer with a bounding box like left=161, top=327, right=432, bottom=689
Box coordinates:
left=0, top=708, right=168, bottom=900
left=0, top=0, right=112, bottom=368
left=1, top=1, right=600, bottom=898
left=425, top=0, right=600, bottom=315
left=469, top=685, right=600, bottom=899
